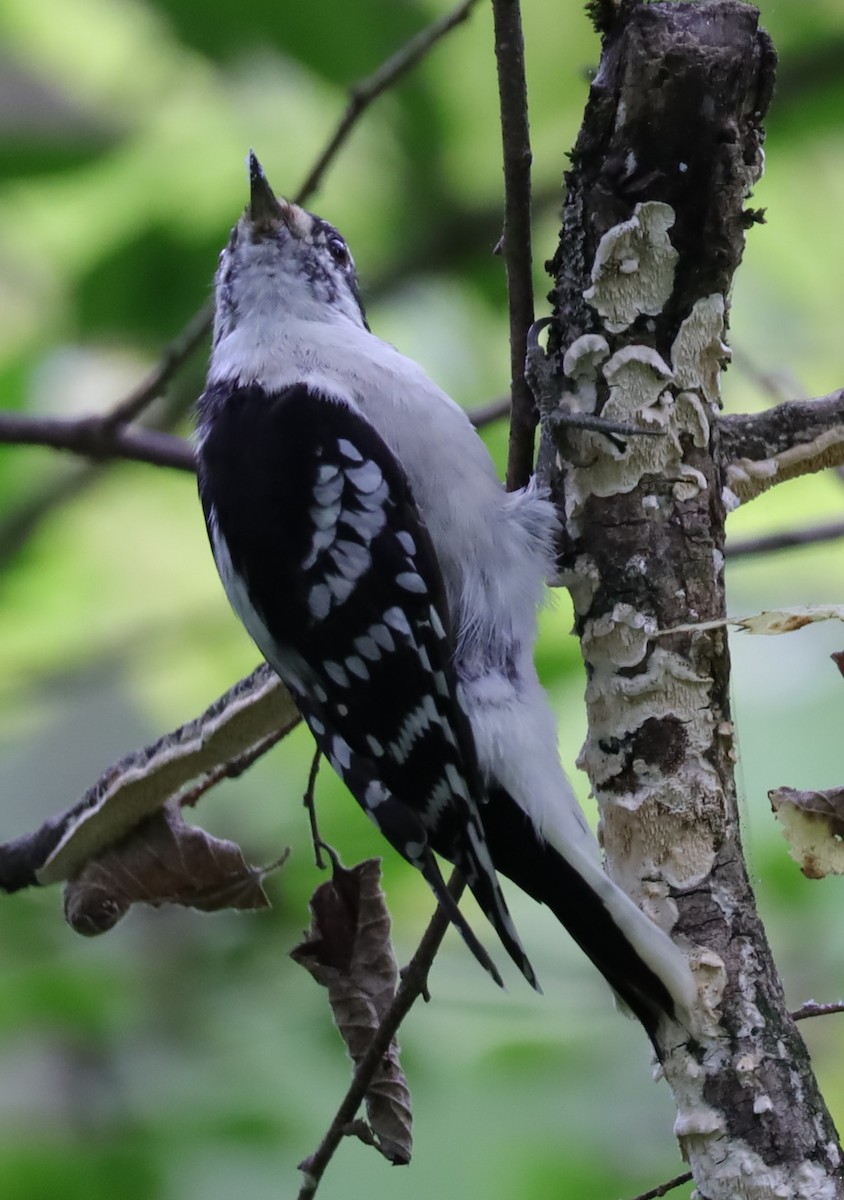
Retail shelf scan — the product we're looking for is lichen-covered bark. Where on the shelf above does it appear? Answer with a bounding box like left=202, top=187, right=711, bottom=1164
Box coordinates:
left=543, top=2, right=843, bottom=1196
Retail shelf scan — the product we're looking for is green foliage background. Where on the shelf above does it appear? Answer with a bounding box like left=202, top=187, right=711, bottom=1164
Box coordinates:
left=1, top=1, right=844, bottom=1196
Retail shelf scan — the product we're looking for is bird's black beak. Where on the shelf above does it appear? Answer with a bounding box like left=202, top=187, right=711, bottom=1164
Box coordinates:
left=248, top=151, right=290, bottom=230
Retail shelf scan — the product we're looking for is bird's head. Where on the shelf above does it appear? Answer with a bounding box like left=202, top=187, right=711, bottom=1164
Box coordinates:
left=212, top=152, right=368, bottom=347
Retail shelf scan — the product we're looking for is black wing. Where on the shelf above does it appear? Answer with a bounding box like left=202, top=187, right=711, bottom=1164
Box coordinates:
left=198, top=381, right=536, bottom=988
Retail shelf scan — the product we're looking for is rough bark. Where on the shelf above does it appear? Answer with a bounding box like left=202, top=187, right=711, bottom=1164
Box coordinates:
left=542, top=2, right=843, bottom=1196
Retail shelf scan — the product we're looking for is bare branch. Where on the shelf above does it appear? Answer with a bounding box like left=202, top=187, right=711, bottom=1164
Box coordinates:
left=727, top=520, right=844, bottom=561
left=468, top=395, right=510, bottom=427
left=294, top=0, right=483, bottom=205
left=490, top=0, right=536, bottom=492
left=0, top=393, right=508, bottom=475
left=792, top=1001, right=844, bottom=1023
left=296, top=872, right=464, bottom=1199
left=626, top=1171, right=693, bottom=1200
left=99, top=302, right=213, bottom=430
left=719, top=389, right=844, bottom=505
left=0, top=410, right=195, bottom=472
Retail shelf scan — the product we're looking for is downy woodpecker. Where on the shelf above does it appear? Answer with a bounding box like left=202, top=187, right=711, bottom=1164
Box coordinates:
left=196, top=154, right=696, bottom=1038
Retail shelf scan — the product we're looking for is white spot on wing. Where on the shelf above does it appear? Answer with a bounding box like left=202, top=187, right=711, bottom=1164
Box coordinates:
left=313, top=474, right=344, bottom=506
left=368, top=623, right=395, bottom=652
left=310, top=502, right=340, bottom=531
left=325, top=661, right=350, bottom=688
left=345, top=655, right=369, bottom=680
left=445, top=762, right=469, bottom=800
left=366, top=735, right=385, bottom=757
left=429, top=606, right=447, bottom=640
left=327, top=573, right=355, bottom=604
left=330, top=539, right=371, bottom=580
left=310, top=716, right=325, bottom=736
left=364, top=781, right=387, bottom=809
left=396, top=571, right=426, bottom=594
left=317, top=464, right=341, bottom=483
left=338, top=438, right=363, bottom=463
left=397, top=531, right=416, bottom=557
left=331, top=736, right=352, bottom=770
left=390, top=699, right=435, bottom=762
left=309, top=583, right=332, bottom=620
left=341, top=506, right=386, bottom=542
left=346, top=462, right=384, bottom=494
left=384, top=606, right=412, bottom=637
left=357, top=481, right=389, bottom=511
left=302, top=527, right=337, bottom=570
left=353, top=635, right=381, bottom=661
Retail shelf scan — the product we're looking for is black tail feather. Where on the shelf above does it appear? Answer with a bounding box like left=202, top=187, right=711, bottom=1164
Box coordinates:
left=481, top=788, right=677, bottom=1042
left=419, top=847, right=505, bottom=989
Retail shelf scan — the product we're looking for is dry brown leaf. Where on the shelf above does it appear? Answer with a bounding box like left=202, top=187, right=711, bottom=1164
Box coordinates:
left=63, top=801, right=285, bottom=935
left=291, top=857, right=412, bottom=1166
left=769, top=786, right=844, bottom=878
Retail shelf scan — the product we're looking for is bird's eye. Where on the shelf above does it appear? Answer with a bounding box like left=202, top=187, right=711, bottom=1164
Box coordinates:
left=326, top=236, right=349, bottom=266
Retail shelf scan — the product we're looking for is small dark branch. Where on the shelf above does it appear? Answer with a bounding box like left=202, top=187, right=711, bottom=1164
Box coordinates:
left=0, top=411, right=196, bottom=473
left=727, top=520, right=844, bottom=561
left=468, top=395, right=510, bottom=428
left=302, top=749, right=326, bottom=869
left=294, top=0, right=482, bottom=205
left=625, top=1171, right=693, bottom=1200
left=718, top=389, right=844, bottom=505
left=792, top=1001, right=844, bottom=1023
left=297, top=872, right=465, bottom=1199
left=490, top=0, right=536, bottom=492
left=100, top=302, right=213, bottom=430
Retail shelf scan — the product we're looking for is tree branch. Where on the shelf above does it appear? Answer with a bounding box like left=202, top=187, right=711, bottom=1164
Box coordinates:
left=719, top=389, right=844, bottom=505
left=544, top=2, right=843, bottom=1194
left=0, top=665, right=298, bottom=892
left=98, top=302, right=213, bottom=430
left=490, top=0, right=537, bottom=492
left=727, top=519, right=844, bottom=561
left=294, top=0, right=483, bottom=204
left=0, top=410, right=195, bottom=472
left=0, top=392, right=509, bottom=478
left=296, top=872, right=464, bottom=1199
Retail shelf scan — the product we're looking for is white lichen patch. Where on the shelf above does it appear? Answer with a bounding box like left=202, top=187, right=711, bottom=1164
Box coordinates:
left=671, top=294, right=730, bottom=408
left=557, top=553, right=600, bottom=611
left=583, top=201, right=679, bottom=332
left=691, top=947, right=728, bottom=1029
left=726, top=425, right=844, bottom=505
left=580, top=603, right=655, bottom=668
left=579, top=642, right=723, bottom=891
left=562, top=333, right=610, bottom=395
left=675, top=390, right=711, bottom=447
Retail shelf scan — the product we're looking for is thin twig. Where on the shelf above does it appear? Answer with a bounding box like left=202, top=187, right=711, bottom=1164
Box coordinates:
left=99, top=302, right=213, bottom=430
left=491, top=0, right=537, bottom=492
left=294, top=0, right=482, bottom=204
left=727, top=520, right=844, bottom=560
left=469, top=395, right=510, bottom=428
left=296, top=871, right=465, bottom=1199
left=0, top=0, right=483, bottom=566
left=791, top=1000, right=844, bottom=1022
left=625, top=1171, right=693, bottom=1200
left=302, top=749, right=326, bottom=869
left=0, top=411, right=195, bottom=472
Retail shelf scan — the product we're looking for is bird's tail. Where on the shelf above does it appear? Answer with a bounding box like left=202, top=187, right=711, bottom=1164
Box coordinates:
left=482, top=786, right=697, bottom=1043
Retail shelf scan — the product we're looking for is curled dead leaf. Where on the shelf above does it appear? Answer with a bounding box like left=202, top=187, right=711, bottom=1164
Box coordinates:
left=291, top=856, right=412, bottom=1166
left=63, top=801, right=286, bottom=935
left=770, top=786, right=844, bottom=879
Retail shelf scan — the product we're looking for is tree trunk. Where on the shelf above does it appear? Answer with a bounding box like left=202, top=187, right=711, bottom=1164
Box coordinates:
left=542, top=2, right=844, bottom=1195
